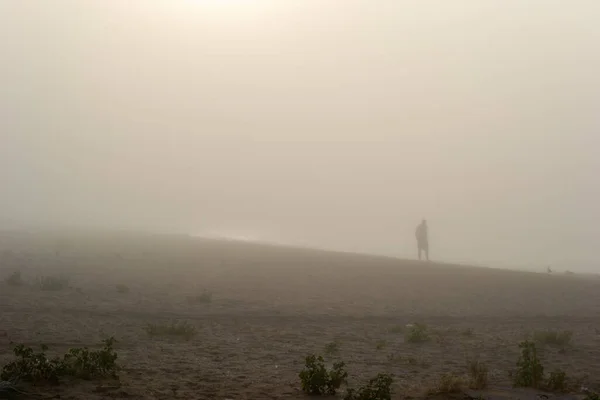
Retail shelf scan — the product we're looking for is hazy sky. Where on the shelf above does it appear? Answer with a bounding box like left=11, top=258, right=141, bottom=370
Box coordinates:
left=1, top=1, right=599, bottom=270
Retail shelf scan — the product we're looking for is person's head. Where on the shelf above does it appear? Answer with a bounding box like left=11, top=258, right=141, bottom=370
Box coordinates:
left=422, top=219, right=427, bottom=225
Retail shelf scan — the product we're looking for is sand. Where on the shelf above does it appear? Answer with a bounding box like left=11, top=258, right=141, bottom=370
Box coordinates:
left=1, top=232, right=599, bottom=399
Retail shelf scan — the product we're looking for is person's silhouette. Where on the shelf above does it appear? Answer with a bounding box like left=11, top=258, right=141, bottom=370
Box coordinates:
left=415, top=219, right=429, bottom=261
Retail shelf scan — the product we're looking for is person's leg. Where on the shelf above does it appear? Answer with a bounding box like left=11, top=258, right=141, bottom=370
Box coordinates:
left=418, top=245, right=422, bottom=260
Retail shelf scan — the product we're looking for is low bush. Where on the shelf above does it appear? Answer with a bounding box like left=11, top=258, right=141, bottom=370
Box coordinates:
left=145, top=321, right=197, bottom=340
left=0, top=338, right=118, bottom=385
left=299, top=355, right=347, bottom=395
left=428, top=373, right=465, bottom=395
left=404, top=323, right=430, bottom=343
left=545, top=369, right=569, bottom=393
left=467, top=359, right=488, bottom=389
left=325, top=341, right=340, bottom=356
left=38, top=275, right=69, bottom=291
left=344, top=373, right=393, bottom=400
left=187, top=290, right=212, bottom=305
left=584, top=390, right=600, bottom=400
left=375, top=340, right=387, bottom=351
left=63, top=337, right=119, bottom=379
left=513, top=340, right=544, bottom=388
left=4, top=271, right=24, bottom=287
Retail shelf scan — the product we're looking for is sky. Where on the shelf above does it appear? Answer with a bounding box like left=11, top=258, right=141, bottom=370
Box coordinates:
left=1, top=0, right=599, bottom=270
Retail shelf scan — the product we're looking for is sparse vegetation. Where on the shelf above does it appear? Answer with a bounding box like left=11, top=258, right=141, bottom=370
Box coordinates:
left=344, top=373, right=393, bottom=400
left=513, top=340, right=544, bottom=388
left=115, top=284, right=130, bottom=294
left=1, top=344, right=65, bottom=384
left=299, top=355, right=347, bottom=395
left=428, top=373, right=465, bottom=395
left=387, top=354, right=431, bottom=369
left=187, top=290, right=212, bottom=305
left=145, top=321, right=197, bottom=340
left=404, top=323, right=430, bottom=343
left=375, top=340, right=387, bottom=351
left=0, top=338, right=118, bottom=385
left=4, top=271, right=24, bottom=287
left=533, top=330, right=573, bottom=347
left=324, top=341, right=340, bottom=356
left=38, top=275, right=69, bottom=291
left=545, top=369, right=569, bottom=392
left=467, top=359, right=488, bottom=389
left=584, top=390, right=600, bottom=400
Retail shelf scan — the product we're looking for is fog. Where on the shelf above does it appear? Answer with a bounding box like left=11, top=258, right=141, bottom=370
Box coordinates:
left=1, top=1, right=599, bottom=270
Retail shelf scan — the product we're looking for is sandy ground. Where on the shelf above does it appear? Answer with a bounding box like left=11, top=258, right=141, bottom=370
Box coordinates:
left=1, top=232, right=600, bottom=399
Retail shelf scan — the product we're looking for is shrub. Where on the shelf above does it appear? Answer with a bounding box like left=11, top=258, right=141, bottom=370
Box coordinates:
left=375, top=340, right=387, bottom=351
left=344, top=373, right=393, bottom=400
left=115, top=284, right=130, bottom=294
left=4, top=271, right=24, bottom=287
left=62, top=337, right=119, bottom=379
left=325, top=341, right=340, bottom=356
left=513, top=340, right=544, bottom=388
left=187, top=290, right=212, bottom=305
left=403, top=356, right=431, bottom=369
left=545, top=369, right=569, bottom=392
left=1, top=338, right=118, bottom=385
left=299, top=355, right=347, bottom=395
left=533, top=330, right=573, bottom=347
left=1, top=344, right=65, bottom=384
left=404, top=323, right=430, bottom=343
left=467, top=359, right=488, bottom=389
left=145, top=321, right=197, bottom=340
left=38, top=275, right=69, bottom=291
left=584, top=390, right=600, bottom=400
left=428, top=373, right=465, bottom=394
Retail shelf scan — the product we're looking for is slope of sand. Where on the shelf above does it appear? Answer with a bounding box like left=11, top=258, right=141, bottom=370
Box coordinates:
left=1, top=232, right=599, bottom=399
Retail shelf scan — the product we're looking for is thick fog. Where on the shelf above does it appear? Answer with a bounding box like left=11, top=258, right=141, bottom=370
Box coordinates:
left=1, top=1, right=598, bottom=270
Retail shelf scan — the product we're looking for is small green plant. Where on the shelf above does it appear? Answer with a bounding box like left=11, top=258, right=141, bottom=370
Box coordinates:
left=4, top=271, right=24, bottom=287
left=428, top=373, right=465, bottom=394
left=467, top=359, right=488, bottom=389
left=513, top=340, right=544, bottom=388
left=584, top=390, right=600, bottom=400
left=325, top=341, right=340, bottom=356
left=375, top=340, right=387, bottom=351
left=38, top=275, right=69, bottom=291
left=344, top=373, right=393, bottom=400
left=299, top=355, right=347, bottom=395
left=1, top=344, right=65, bottom=384
left=145, top=321, right=197, bottom=340
left=62, top=337, right=119, bottom=379
left=1, top=338, right=118, bottom=385
left=187, top=290, right=212, bottom=305
left=404, top=323, right=430, bottom=343
left=545, top=369, right=568, bottom=392
left=115, top=284, right=130, bottom=294
left=533, top=330, right=573, bottom=347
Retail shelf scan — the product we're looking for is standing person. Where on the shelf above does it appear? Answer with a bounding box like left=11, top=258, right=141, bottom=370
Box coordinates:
left=415, top=219, right=429, bottom=261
